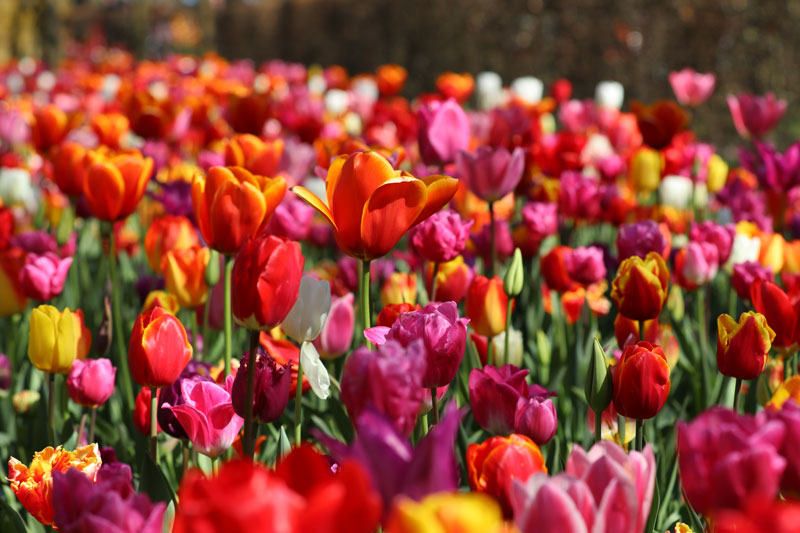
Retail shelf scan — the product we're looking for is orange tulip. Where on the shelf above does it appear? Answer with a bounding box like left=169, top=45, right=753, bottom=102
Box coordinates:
left=49, top=141, right=88, bottom=196
left=376, top=64, right=408, bottom=97
left=380, top=272, right=418, bottom=307
left=292, top=151, right=458, bottom=261
left=31, top=104, right=69, bottom=152
left=191, top=166, right=286, bottom=254
left=224, top=134, right=285, bottom=178
left=759, top=232, right=786, bottom=273
left=436, top=72, right=475, bottom=103
left=162, top=246, right=210, bottom=308
left=90, top=112, right=129, bottom=149
left=466, top=275, right=508, bottom=338
left=785, top=240, right=800, bottom=274
left=144, top=215, right=199, bottom=274
left=83, top=151, right=154, bottom=221
left=611, top=252, right=669, bottom=321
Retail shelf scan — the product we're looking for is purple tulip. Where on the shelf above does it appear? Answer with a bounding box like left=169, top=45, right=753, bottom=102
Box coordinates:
left=231, top=349, right=291, bottom=423
left=341, top=339, right=427, bottom=437
left=456, top=145, right=525, bottom=203
left=690, top=221, right=736, bottom=264
left=558, top=171, right=602, bottom=221
left=313, top=292, right=355, bottom=358
left=409, top=210, right=473, bottom=264
left=10, top=230, right=58, bottom=255
left=66, top=358, right=116, bottom=408
left=265, top=195, right=315, bottom=241
left=0, top=353, right=9, bottom=391
left=469, top=218, right=514, bottom=266
left=418, top=98, right=470, bottom=166
left=739, top=140, right=800, bottom=193
left=677, top=407, right=786, bottom=515
left=727, top=92, right=787, bottom=139
left=566, top=246, right=606, bottom=286
left=19, top=252, right=72, bottom=301
left=617, top=220, right=667, bottom=260
left=52, top=463, right=166, bottom=533
left=731, top=261, right=773, bottom=300
left=521, top=202, right=558, bottom=242
left=515, top=396, right=558, bottom=445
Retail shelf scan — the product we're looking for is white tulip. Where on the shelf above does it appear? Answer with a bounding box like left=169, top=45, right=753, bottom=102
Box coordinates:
left=476, top=71, right=504, bottom=110
left=511, top=76, right=543, bottom=105
left=658, top=175, right=693, bottom=209
left=352, top=76, right=379, bottom=103
left=308, top=73, right=327, bottom=95
left=595, top=81, right=624, bottom=109
left=491, top=327, right=523, bottom=367
left=580, top=133, right=614, bottom=166
left=725, top=234, right=761, bottom=272
left=325, top=89, right=350, bottom=116
left=0, top=167, right=36, bottom=212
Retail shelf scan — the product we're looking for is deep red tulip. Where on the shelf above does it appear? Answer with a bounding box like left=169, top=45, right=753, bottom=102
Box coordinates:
left=751, top=280, right=800, bottom=349
left=129, top=307, right=193, bottom=388
left=612, top=341, right=671, bottom=420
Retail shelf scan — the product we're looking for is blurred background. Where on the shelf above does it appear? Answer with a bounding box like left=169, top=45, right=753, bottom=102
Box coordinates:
left=2, top=0, right=797, bottom=152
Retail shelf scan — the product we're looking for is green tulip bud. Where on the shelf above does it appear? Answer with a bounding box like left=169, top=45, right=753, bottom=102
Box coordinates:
left=205, top=249, right=220, bottom=287
left=504, top=248, right=524, bottom=297
left=585, top=337, right=613, bottom=414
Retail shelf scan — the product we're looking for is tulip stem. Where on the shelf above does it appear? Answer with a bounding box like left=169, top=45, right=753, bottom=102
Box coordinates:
left=430, top=262, right=439, bottom=302
left=430, top=387, right=439, bottom=427
left=48, top=373, right=55, bottom=443
left=243, top=330, right=259, bottom=459
left=639, top=320, right=644, bottom=342
left=294, top=358, right=303, bottom=445
left=504, top=297, right=513, bottom=364
left=201, top=294, right=211, bottom=361
left=150, top=387, right=159, bottom=464
left=88, top=407, right=97, bottom=443
left=594, top=409, right=602, bottom=443
left=109, top=230, right=134, bottom=410
left=488, top=201, right=496, bottom=277
left=487, top=336, right=494, bottom=367
left=224, top=256, right=234, bottom=376
left=360, top=260, right=372, bottom=341
left=733, top=378, right=743, bottom=412
left=634, top=418, right=643, bottom=452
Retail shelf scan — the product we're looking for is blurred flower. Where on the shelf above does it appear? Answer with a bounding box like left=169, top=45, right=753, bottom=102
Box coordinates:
left=466, top=275, right=508, bottom=338
left=376, top=64, right=407, bottom=97
left=144, top=214, right=198, bottom=274
left=32, top=104, right=69, bottom=152
left=409, top=210, right=473, bottom=264
left=659, top=174, right=693, bottom=209
left=424, top=256, right=472, bottom=303
left=711, top=501, right=800, bottom=533
left=143, top=290, right=179, bottom=315
left=436, top=72, right=475, bottom=103
left=675, top=241, right=719, bottom=289
left=376, top=302, right=420, bottom=327
left=28, top=305, right=91, bottom=374
left=750, top=280, right=799, bottom=349
left=558, top=172, right=601, bottom=220
left=0, top=353, right=9, bottom=391
left=418, top=98, right=470, bottom=165
left=66, top=358, right=116, bottom=408
left=595, top=81, right=624, bottom=109
left=632, top=100, right=688, bottom=150
left=476, top=71, right=504, bottom=110
left=727, top=92, right=787, bottom=139
left=90, top=112, right=129, bottom=149
left=134, top=386, right=160, bottom=436
left=566, top=245, right=606, bottom=286
left=690, top=221, right=735, bottom=264
left=49, top=141, right=89, bottom=196
left=717, top=312, right=775, bottom=380
left=381, top=272, right=418, bottom=307
left=457, top=146, right=525, bottom=203
left=611, top=252, right=669, bottom=320
left=129, top=306, right=192, bottom=388
left=490, top=327, right=524, bottom=367
left=521, top=201, right=558, bottom=242
left=13, top=390, right=41, bottom=415
left=669, top=68, right=716, bottom=106
left=732, top=261, right=773, bottom=300
left=511, top=76, right=544, bottom=105
left=613, top=341, right=671, bottom=419
left=387, top=493, right=506, bottom=533
left=313, top=292, right=355, bottom=359
left=265, top=195, right=315, bottom=241
left=19, top=252, right=72, bottom=301
left=162, top=246, right=209, bottom=308
left=83, top=152, right=153, bottom=221
left=630, top=147, right=663, bottom=195
left=0, top=167, right=36, bottom=212
left=224, top=134, right=284, bottom=178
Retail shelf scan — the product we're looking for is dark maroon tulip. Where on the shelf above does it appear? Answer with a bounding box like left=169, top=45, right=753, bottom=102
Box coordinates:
left=231, top=349, right=291, bottom=423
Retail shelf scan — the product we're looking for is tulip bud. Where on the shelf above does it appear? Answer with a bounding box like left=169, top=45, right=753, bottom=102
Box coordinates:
left=504, top=248, right=524, bottom=297
left=585, top=338, right=613, bottom=414
left=205, top=249, right=220, bottom=287
left=514, top=396, right=558, bottom=445
left=67, top=358, right=116, bottom=408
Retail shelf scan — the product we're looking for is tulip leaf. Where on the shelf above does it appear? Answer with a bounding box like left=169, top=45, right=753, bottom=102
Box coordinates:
left=646, top=470, right=661, bottom=532
left=0, top=494, right=27, bottom=533
left=278, top=426, right=291, bottom=458
left=139, top=454, right=175, bottom=504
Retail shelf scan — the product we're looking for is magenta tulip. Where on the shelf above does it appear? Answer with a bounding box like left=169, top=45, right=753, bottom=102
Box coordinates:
left=19, top=252, right=72, bottom=300
left=418, top=98, right=470, bottom=166
left=732, top=261, right=773, bottom=300
left=669, top=68, right=716, bottom=106
left=689, top=221, right=735, bottom=264
left=265, top=195, right=315, bottom=241
left=566, top=246, right=606, bottom=286
left=514, top=396, right=557, bottom=445
left=558, top=171, right=601, bottom=221
left=727, top=92, right=787, bottom=139
left=66, top=358, right=116, bottom=408
left=766, top=401, right=800, bottom=495
left=456, top=145, right=525, bottom=203
left=521, top=202, right=558, bottom=242
left=617, top=220, right=667, bottom=260
left=409, top=210, right=473, bottom=264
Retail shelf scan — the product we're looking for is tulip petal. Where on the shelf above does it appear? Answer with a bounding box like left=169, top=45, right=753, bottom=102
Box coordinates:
left=85, top=162, right=125, bottom=221
left=208, top=179, right=266, bottom=253
left=291, top=185, right=336, bottom=229
left=299, top=342, right=330, bottom=400
left=364, top=326, right=390, bottom=345
left=114, top=155, right=153, bottom=219
left=191, top=175, right=213, bottom=246
left=360, top=178, right=427, bottom=259
left=413, top=174, right=459, bottom=226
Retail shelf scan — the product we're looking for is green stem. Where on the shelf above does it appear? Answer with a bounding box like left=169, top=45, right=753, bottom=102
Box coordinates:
left=109, top=230, right=134, bottom=409
left=487, top=337, right=494, bottom=367
left=294, top=358, right=303, bottom=445
left=243, top=330, right=259, bottom=459
left=150, top=387, right=159, bottom=464
left=635, top=418, right=643, bottom=452
left=360, top=260, right=372, bottom=341
left=201, top=293, right=211, bottom=361
left=488, top=201, right=496, bottom=277
left=430, top=387, right=439, bottom=427
left=733, top=378, right=743, bottom=412
left=594, top=408, right=602, bottom=443
left=88, top=407, right=97, bottom=443
left=48, top=373, right=55, bottom=443
left=504, top=297, right=513, bottom=364
left=639, top=320, right=645, bottom=342
left=223, top=256, right=234, bottom=376
left=696, top=291, right=709, bottom=402
left=728, top=283, right=737, bottom=318
left=430, top=262, right=440, bottom=302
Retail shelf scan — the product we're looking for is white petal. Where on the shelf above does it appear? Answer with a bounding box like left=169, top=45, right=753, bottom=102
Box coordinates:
left=300, top=342, right=330, bottom=400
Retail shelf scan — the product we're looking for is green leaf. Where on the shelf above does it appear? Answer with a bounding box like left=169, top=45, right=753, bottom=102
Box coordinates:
left=0, top=494, right=27, bottom=533
left=278, top=426, right=291, bottom=458
left=139, top=454, right=175, bottom=504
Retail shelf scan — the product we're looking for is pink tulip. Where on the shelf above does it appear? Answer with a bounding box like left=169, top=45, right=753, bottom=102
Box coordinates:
left=67, top=358, right=116, bottom=408
left=514, top=396, right=557, bottom=445
left=727, top=92, right=787, bottom=139
left=265, top=195, right=315, bottom=241
left=566, top=246, right=606, bottom=286
left=731, top=261, right=772, bottom=300
left=558, top=99, right=597, bottom=133
left=313, top=292, right=355, bottom=358
left=690, top=221, right=735, bottom=264
left=766, top=401, right=800, bottom=495
left=677, top=407, right=786, bottom=515
left=456, top=145, right=525, bottom=203
left=409, top=210, right=473, bottom=264
left=669, top=68, right=716, bottom=106
left=168, top=377, right=243, bottom=458
left=681, top=241, right=719, bottom=286
left=521, top=202, right=558, bottom=242
left=19, top=252, right=72, bottom=301
left=417, top=98, right=470, bottom=166
left=510, top=474, right=597, bottom=533
left=558, top=171, right=602, bottom=221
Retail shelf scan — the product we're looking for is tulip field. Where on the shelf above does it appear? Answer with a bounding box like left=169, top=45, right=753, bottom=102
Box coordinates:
left=1, top=47, right=800, bottom=533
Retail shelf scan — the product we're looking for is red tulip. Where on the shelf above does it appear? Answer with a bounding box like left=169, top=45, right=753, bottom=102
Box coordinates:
left=129, top=307, right=193, bottom=389
left=750, top=280, right=800, bottom=349
left=466, top=275, right=508, bottom=338
left=612, top=341, right=671, bottom=420
left=134, top=387, right=160, bottom=436
left=717, top=312, right=776, bottom=380
left=540, top=246, right=575, bottom=293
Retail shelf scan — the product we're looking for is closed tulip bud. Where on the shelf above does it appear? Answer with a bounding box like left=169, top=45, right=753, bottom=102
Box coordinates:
left=611, top=252, right=669, bottom=321
left=466, top=275, right=508, bottom=338
left=144, top=215, right=199, bottom=274
left=717, top=312, right=775, bottom=380
left=205, top=249, right=220, bottom=287
left=83, top=152, right=153, bottom=222
left=129, top=307, right=192, bottom=388
left=585, top=337, right=613, bottom=414
left=514, top=396, right=558, bottom=445
left=380, top=272, right=417, bottom=307
left=32, top=104, right=69, bottom=152
left=376, top=64, right=407, bottom=96
left=134, top=387, right=160, bottom=436
left=313, top=293, right=355, bottom=359
left=504, top=248, right=524, bottom=297
left=231, top=350, right=291, bottom=424
left=19, top=252, right=72, bottom=301
left=66, top=358, right=116, bottom=408
left=162, top=246, right=210, bottom=308
left=409, top=210, right=473, bottom=264
left=232, top=235, right=304, bottom=331
left=631, top=147, right=662, bottom=195
left=28, top=306, right=91, bottom=374
left=613, top=341, right=671, bottom=419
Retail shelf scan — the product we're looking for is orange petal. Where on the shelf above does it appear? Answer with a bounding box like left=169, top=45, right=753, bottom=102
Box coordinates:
left=256, top=176, right=287, bottom=234
left=208, top=179, right=266, bottom=254
left=204, top=166, right=236, bottom=216
left=191, top=175, right=213, bottom=246
left=325, top=155, right=348, bottom=208
left=115, top=155, right=153, bottom=218
left=292, top=185, right=335, bottom=228
left=85, top=162, right=125, bottom=221
left=360, top=178, right=427, bottom=260
left=414, top=174, right=459, bottom=226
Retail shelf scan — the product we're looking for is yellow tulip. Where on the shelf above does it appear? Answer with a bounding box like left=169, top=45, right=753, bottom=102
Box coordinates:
left=759, top=232, right=786, bottom=274
left=630, top=147, right=662, bottom=195
left=705, top=153, right=728, bottom=193
left=386, top=492, right=508, bottom=533
left=28, top=305, right=91, bottom=374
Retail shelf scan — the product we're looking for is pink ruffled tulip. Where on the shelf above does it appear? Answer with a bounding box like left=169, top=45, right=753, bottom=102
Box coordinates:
left=727, top=92, right=787, bottom=139
left=690, top=221, right=735, bottom=264
left=732, top=261, right=773, bottom=300
left=313, top=292, right=355, bottom=359
left=566, top=246, right=606, bottom=286
left=409, top=210, right=473, bottom=264
left=514, top=396, right=557, bottom=445
left=677, top=407, right=786, bottom=515
left=617, top=220, right=668, bottom=260
left=558, top=171, right=602, bottom=220
left=521, top=202, right=558, bottom=242
left=456, top=146, right=525, bottom=203
left=341, top=339, right=426, bottom=437
left=66, top=358, right=116, bottom=408
left=669, top=68, right=716, bottom=106
left=418, top=98, right=470, bottom=166
left=168, top=377, right=243, bottom=458
left=19, top=252, right=72, bottom=301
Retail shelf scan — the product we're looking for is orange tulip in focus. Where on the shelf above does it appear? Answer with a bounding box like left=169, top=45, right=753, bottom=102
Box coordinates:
left=90, top=112, right=130, bottom=149
left=380, top=272, right=417, bottom=307
left=611, top=252, right=669, bottom=321
left=376, top=64, right=408, bottom=97
left=143, top=290, right=180, bottom=315
left=144, top=215, right=199, bottom=274
left=8, top=444, right=101, bottom=525
left=436, top=71, right=475, bottom=103
left=466, top=434, right=547, bottom=517
left=224, top=134, right=285, bottom=179
left=466, top=275, right=508, bottom=339
left=162, top=246, right=210, bottom=308
left=31, top=104, right=69, bottom=152
left=83, top=151, right=154, bottom=221
left=129, top=306, right=193, bottom=388
left=192, top=166, right=286, bottom=254
left=293, top=151, right=458, bottom=261
left=49, top=141, right=88, bottom=196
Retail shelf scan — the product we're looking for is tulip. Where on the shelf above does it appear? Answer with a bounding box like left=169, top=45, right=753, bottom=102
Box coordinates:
left=728, top=231, right=762, bottom=269
left=129, top=306, right=193, bottom=388
left=162, top=246, right=210, bottom=308
left=191, top=165, right=286, bottom=255
left=376, top=302, right=420, bottom=327
left=595, top=81, right=624, bottom=109
left=28, top=305, right=91, bottom=374
left=632, top=100, right=689, bottom=150
left=8, top=444, right=101, bottom=526
left=457, top=146, right=525, bottom=204
left=675, top=241, right=719, bottom=289
left=83, top=152, right=153, bottom=221
left=718, top=312, right=775, bottom=382
left=750, top=280, right=799, bottom=349
left=514, top=396, right=557, bottom=445
left=53, top=463, right=165, bottom=533
left=313, top=292, right=355, bottom=358
left=380, top=272, right=417, bottom=307
left=19, top=252, right=72, bottom=301
left=143, top=290, right=179, bottom=315
left=418, top=98, right=470, bottom=165
left=630, top=147, right=662, bottom=195
left=586, top=338, right=613, bottom=440
left=690, top=221, right=735, bottom=264
left=168, top=377, right=243, bottom=458
left=265, top=195, right=315, bottom=241
left=144, top=215, right=199, bottom=274
left=677, top=407, right=786, bottom=515
left=409, top=209, right=473, bottom=264
left=511, top=473, right=597, bottom=533
left=341, top=339, right=427, bottom=437
left=510, top=76, right=544, bottom=105
left=732, top=261, right=773, bottom=300
left=521, top=201, right=558, bottom=242
left=293, top=150, right=458, bottom=261
left=232, top=234, right=304, bottom=330
left=425, top=256, right=472, bottom=304
left=0, top=248, right=28, bottom=317
left=0, top=106, right=30, bottom=146
left=613, top=341, right=671, bottom=421
left=617, top=220, right=669, bottom=260
left=90, top=111, right=129, bottom=149
left=669, top=68, right=716, bottom=106
left=31, top=104, right=70, bottom=151
left=611, top=252, right=669, bottom=321
left=66, top=358, right=116, bottom=408
left=566, top=246, right=606, bottom=286
left=712, top=501, right=800, bottom=533
left=224, top=134, right=284, bottom=178
left=387, top=493, right=506, bottom=533
left=49, top=141, right=89, bottom=196
left=765, top=400, right=800, bottom=495
left=759, top=232, right=786, bottom=273
left=727, top=92, right=787, bottom=139
left=466, top=434, right=547, bottom=516
left=476, top=71, right=504, bottom=110
left=0, top=167, right=36, bottom=212
left=659, top=174, right=693, bottom=209
left=466, top=275, right=508, bottom=340
left=376, top=63, right=408, bottom=96
left=232, top=350, right=290, bottom=424
left=436, top=72, right=475, bottom=102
